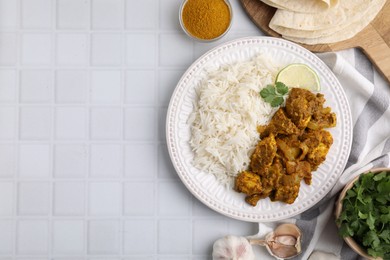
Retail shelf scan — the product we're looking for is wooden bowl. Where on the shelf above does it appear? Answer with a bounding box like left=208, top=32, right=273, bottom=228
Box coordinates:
left=334, top=167, right=389, bottom=260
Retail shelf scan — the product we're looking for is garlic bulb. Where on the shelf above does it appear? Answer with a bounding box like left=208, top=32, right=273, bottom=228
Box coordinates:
left=212, top=235, right=255, bottom=260
left=250, top=223, right=302, bottom=259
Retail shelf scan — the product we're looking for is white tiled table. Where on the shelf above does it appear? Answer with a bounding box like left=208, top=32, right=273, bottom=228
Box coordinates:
left=0, top=0, right=269, bottom=259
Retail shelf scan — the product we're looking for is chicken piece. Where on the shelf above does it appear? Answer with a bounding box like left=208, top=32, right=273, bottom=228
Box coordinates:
left=245, top=194, right=262, bottom=206
left=260, top=158, right=285, bottom=199
left=302, top=129, right=333, bottom=170
left=307, top=107, right=337, bottom=130
left=285, top=88, right=318, bottom=129
left=257, top=109, right=300, bottom=138
left=276, top=135, right=309, bottom=162
left=286, top=161, right=312, bottom=185
left=271, top=173, right=301, bottom=204
left=250, top=134, right=277, bottom=176
left=234, top=171, right=262, bottom=196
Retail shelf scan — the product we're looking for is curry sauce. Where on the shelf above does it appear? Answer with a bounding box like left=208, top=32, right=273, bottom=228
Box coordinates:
left=235, top=88, right=336, bottom=206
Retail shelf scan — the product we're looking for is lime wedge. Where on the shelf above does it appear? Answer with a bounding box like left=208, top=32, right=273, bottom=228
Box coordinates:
left=275, top=63, right=321, bottom=91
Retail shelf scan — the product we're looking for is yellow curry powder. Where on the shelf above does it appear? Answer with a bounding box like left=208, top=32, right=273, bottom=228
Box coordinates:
left=182, top=0, right=231, bottom=40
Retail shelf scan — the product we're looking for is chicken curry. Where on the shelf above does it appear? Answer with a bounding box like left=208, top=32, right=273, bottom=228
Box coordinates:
left=235, top=88, right=336, bottom=206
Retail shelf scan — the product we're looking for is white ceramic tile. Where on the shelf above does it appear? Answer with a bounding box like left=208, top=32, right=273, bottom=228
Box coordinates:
left=124, top=107, right=155, bottom=140
left=17, top=220, right=49, bottom=254
left=91, top=70, right=121, bottom=103
left=57, top=0, right=89, bottom=29
left=0, top=144, right=16, bottom=178
left=157, top=144, right=177, bottom=179
left=229, top=0, right=259, bottom=32
left=124, top=257, right=154, bottom=260
left=20, top=106, right=52, bottom=140
left=125, top=70, right=155, bottom=104
left=0, top=70, right=17, bottom=102
left=158, top=69, right=184, bottom=105
left=159, top=0, right=181, bottom=30
left=90, top=144, right=122, bottom=178
left=54, top=144, right=87, bottom=178
left=0, top=33, right=17, bottom=65
left=91, top=34, right=122, bottom=66
left=124, top=182, right=154, bottom=216
left=0, top=106, right=16, bottom=139
left=157, top=255, right=191, bottom=260
left=158, top=107, right=167, bottom=141
left=53, top=220, right=85, bottom=254
left=193, top=38, right=227, bottom=59
left=92, top=0, right=124, bottom=29
left=158, top=181, right=191, bottom=216
left=56, top=34, right=88, bottom=65
left=228, top=218, right=258, bottom=237
left=20, top=70, right=52, bottom=103
left=123, top=219, right=154, bottom=253
left=158, top=219, right=191, bottom=254
left=21, top=33, right=52, bottom=65
left=192, top=199, right=220, bottom=217
left=0, top=182, right=14, bottom=216
left=192, top=219, right=228, bottom=254
left=56, top=70, right=88, bottom=104
left=124, top=143, right=155, bottom=179
left=125, top=0, right=156, bottom=30
left=88, top=220, right=120, bottom=254
left=159, top=33, right=193, bottom=67
left=126, top=34, right=156, bottom=66
left=53, top=182, right=85, bottom=216
left=0, top=220, right=14, bottom=254
left=89, top=182, right=121, bottom=215
left=18, top=182, right=50, bottom=215
left=90, top=107, right=122, bottom=139
left=0, top=0, right=18, bottom=29
left=21, top=0, right=52, bottom=29
left=55, top=107, right=87, bottom=139
left=19, top=144, right=51, bottom=178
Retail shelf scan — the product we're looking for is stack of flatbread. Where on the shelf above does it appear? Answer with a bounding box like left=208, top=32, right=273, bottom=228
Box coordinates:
left=262, top=0, right=386, bottom=44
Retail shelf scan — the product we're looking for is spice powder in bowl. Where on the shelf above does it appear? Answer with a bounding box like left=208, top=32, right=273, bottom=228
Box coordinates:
left=180, top=0, right=232, bottom=41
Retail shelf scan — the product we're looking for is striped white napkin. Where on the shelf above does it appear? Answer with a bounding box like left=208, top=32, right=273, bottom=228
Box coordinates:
left=302, top=51, right=390, bottom=260
left=254, top=51, right=390, bottom=260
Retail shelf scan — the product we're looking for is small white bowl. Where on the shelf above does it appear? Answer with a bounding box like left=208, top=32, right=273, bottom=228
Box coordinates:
left=179, top=0, right=233, bottom=42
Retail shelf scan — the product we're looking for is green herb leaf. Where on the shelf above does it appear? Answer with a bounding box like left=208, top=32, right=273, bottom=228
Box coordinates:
left=259, top=82, right=289, bottom=107
left=275, top=82, right=288, bottom=95
left=271, top=96, right=284, bottom=107
left=337, top=171, right=390, bottom=258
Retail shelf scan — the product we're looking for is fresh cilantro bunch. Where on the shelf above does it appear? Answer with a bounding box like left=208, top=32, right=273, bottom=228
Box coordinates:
left=260, top=82, right=289, bottom=107
left=337, top=171, right=390, bottom=258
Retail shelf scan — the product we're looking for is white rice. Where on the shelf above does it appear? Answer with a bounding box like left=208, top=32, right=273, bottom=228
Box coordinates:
left=188, top=54, right=281, bottom=186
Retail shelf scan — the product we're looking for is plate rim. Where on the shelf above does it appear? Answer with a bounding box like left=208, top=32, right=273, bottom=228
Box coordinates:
left=166, top=36, right=353, bottom=222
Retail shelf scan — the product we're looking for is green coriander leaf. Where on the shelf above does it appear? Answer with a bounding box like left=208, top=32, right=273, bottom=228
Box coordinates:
left=377, top=180, right=390, bottom=193
left=271, top=96, right=284, bottom=107
left=346, top=189, right=357, bottom=197
left=358, top=211, right=368, bottom=219
left=264, top=95, right=274, bottom=103
left=367, top=212, right=376, bottom=230
left=275, top=82, right=288, bottom=95
left=373, top=171, right=387, bottom=181
left=379, top=230, right=390, bottom=242
left=260, top=88, right=271, bottom=99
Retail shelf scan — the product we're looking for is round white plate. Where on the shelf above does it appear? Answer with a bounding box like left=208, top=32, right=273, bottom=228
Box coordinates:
left=166, top=37, right=352, bottom=222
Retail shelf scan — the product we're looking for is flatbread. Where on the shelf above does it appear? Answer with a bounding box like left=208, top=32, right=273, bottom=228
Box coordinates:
left=282, top=0, right=385, bottom=44
left=269, top=0, right=376, bottom=38
left=260, top=0, right=338, bottom=13
left=269, top=0, right=373, bottom=31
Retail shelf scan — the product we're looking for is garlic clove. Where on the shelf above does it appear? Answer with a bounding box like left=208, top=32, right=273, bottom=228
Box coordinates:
left=212, top=235, right=255, bottom=260
left=264, top=223, right=302, bottom=259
